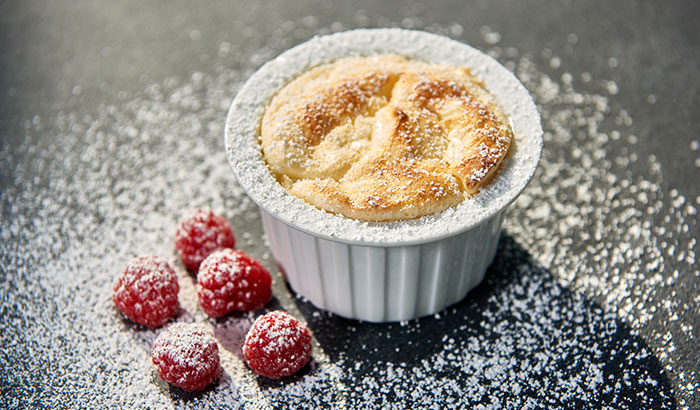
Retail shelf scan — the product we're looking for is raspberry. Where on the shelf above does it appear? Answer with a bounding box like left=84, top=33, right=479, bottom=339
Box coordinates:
left=152, top=323, right=220, bottom=391
left=175, top=209, right=236, bottom=272
left=113, top=256, right=179, bottom=328
left=243, top=311, right=313, bottom=378
left=197, top=249, right=272, bottom=317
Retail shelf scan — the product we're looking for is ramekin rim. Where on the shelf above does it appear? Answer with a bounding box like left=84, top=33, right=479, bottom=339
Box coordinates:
left=225, top=28, right=542, bottom=245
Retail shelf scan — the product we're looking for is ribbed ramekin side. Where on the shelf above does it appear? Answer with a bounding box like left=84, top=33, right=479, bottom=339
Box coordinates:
left=286, top=227, right=326, bottom=309
left=260, top=211, right=297, bottom=285
left=261, top=210, right=359, bottom=318
left=385, top=245, right=421, bottom=321
left=259, top=209, right=505, bottom=322
left=316, top=238, right=354, bottom=318
left=347, top=245, right=387, bottom=322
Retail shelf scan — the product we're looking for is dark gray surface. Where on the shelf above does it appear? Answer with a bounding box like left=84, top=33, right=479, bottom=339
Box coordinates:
left=1, top=1, right=698, bottom=409
left=2, top=1, right=699, bottom=200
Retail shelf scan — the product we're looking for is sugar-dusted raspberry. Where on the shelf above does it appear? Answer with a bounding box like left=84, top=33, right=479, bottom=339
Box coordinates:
left=243, top=311, right=313, bottom=378
left=152, top=323, right=220, bottom=392
left=197, top=249, right=272, bottom=317
left=113, top=256, right=179, bottom=328
left=175, top=209, right=236, bottom=272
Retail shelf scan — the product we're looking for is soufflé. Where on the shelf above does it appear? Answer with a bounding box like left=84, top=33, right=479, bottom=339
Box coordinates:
left=260, top=55, right=512, bottom=222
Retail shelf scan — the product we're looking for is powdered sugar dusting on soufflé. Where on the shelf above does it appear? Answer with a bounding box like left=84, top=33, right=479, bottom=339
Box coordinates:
left=260, top=55, right=513, bottom=222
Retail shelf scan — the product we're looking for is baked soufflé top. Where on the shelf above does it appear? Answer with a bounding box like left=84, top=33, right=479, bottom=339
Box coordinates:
left=260, top=55, right=513, bottom=222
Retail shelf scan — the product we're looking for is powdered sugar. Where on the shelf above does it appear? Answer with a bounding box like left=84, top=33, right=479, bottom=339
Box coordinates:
left=301, top=237, right=672, bottom=408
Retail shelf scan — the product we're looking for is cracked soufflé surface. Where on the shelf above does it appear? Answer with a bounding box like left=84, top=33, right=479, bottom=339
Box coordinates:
left=261, top=55, right=512, bottom=221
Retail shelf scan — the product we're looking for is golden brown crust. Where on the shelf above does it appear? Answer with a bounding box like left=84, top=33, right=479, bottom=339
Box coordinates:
left=260, top=55, right=512, bottom=222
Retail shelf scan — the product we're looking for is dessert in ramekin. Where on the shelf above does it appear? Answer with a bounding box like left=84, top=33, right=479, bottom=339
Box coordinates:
left=226, top=29, right=542, bottom=322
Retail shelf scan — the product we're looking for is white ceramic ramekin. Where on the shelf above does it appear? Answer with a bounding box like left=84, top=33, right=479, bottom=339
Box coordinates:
left=225, top=29, right=542, bottom=322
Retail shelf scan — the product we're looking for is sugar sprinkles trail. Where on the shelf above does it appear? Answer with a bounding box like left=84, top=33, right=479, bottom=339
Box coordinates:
left=0, top=17, right=697, bottom=410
